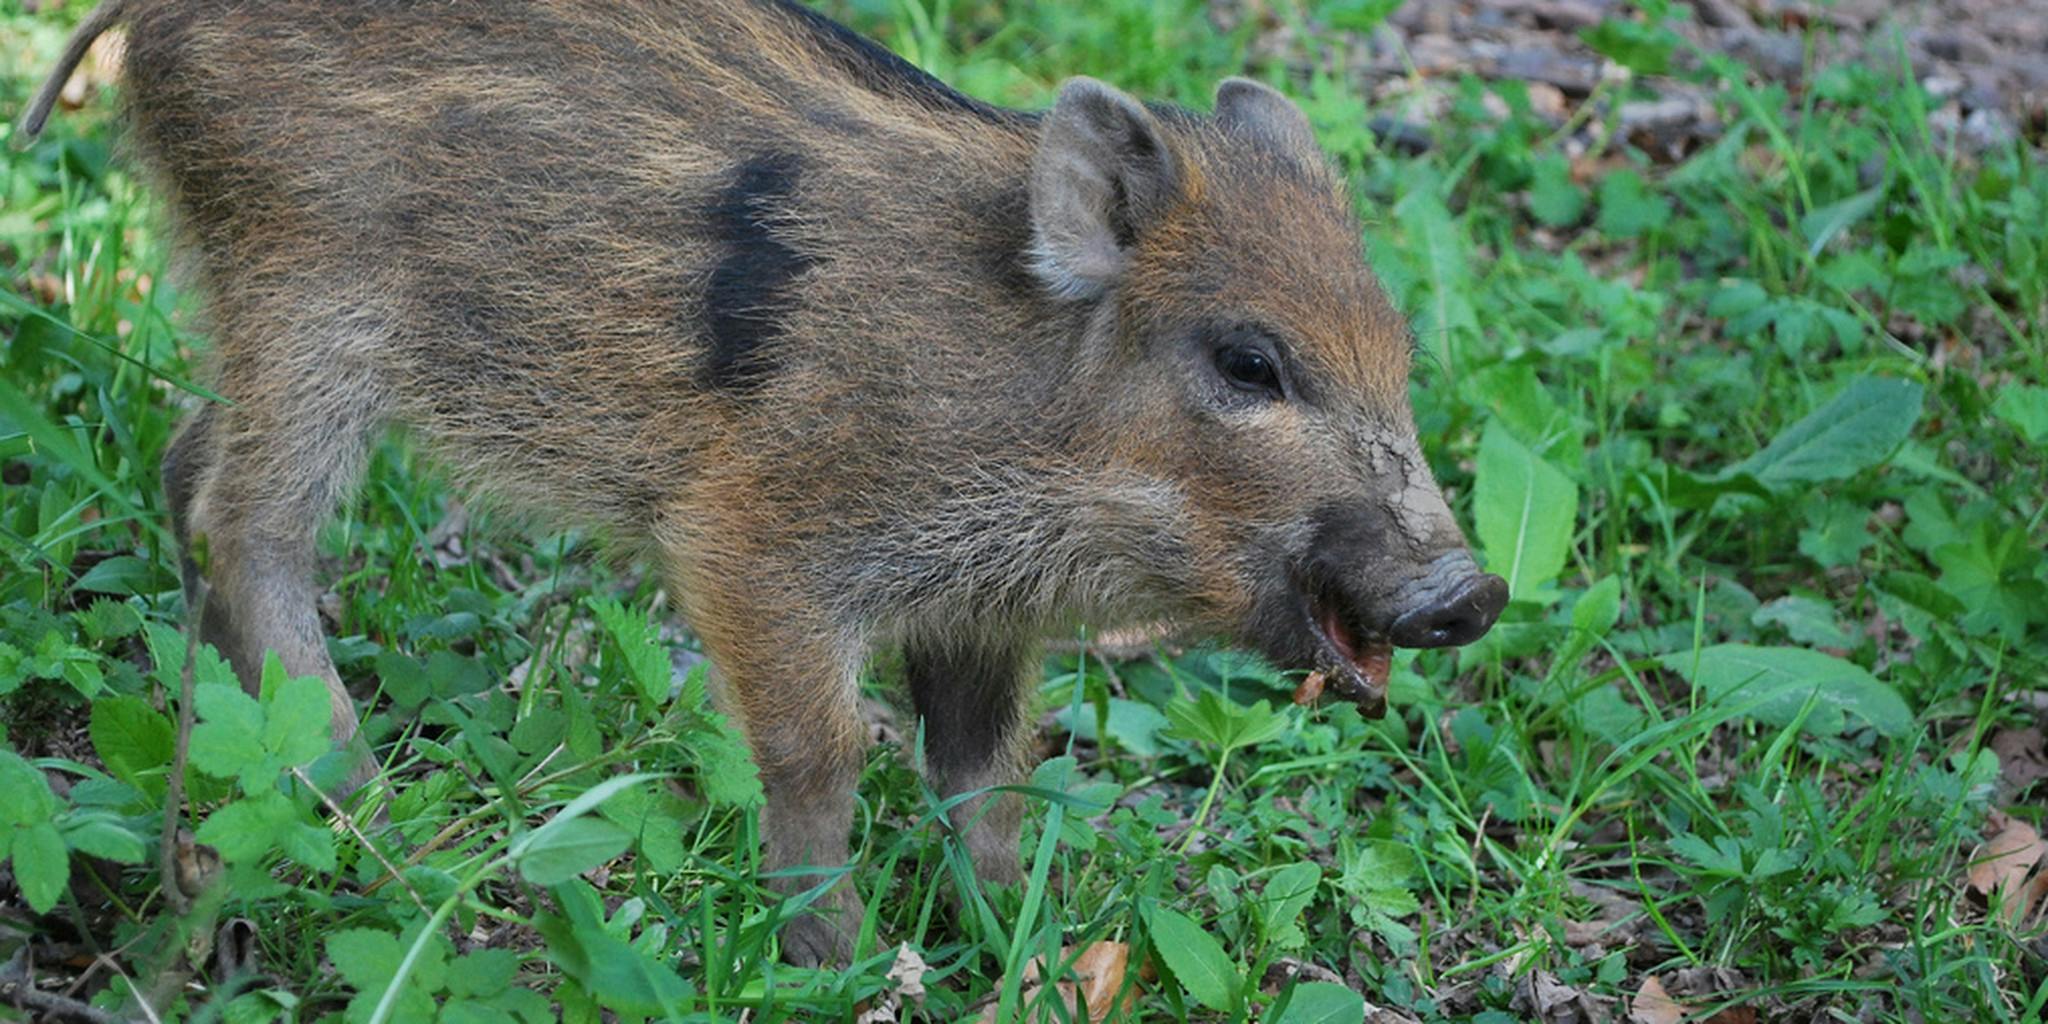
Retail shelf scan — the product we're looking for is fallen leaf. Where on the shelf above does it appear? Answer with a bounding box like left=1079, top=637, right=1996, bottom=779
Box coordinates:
left=1966, top=816, right=2048, bottom=903
left=1991, top=728, right=2048, bottom=791
left=1260, top=956, right=1343, bottom=994
left=2007, top=869, right=2048, bottom=929
left=1069, top=940, right=1131, bottom=1019
left=887, top=942, right=928, bottom=1004
left=979, top=941, right=1135, bottom=1024
left=1629, top=976, right=1686, bottom=1024
left=1513, top=970, right=1583, bottom=1020
left=1292, top=670, right=1327, bottom=706
left=1630, top=974, right=1759, bottom=1024
left=853, top=994, right=897, bottom=1024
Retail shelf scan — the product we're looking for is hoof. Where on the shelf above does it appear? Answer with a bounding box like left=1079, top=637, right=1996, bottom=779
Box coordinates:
left=780, top=904, right=858, bottom=968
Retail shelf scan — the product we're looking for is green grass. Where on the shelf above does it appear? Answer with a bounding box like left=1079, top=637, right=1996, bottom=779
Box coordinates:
left=3, top=0, right=2046, bottom=1020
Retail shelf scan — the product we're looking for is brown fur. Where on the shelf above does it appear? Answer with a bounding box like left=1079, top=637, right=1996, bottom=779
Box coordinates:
left=25, top=0, right=1504, bottom=966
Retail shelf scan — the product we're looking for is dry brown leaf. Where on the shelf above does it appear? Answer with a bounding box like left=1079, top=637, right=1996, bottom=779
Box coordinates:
left=2004, top=864, right=2048, bottom=929
left=887, top=942, right=929, bottom=1004
left=1991, top=728, right=2048, bottom=790
left=1070, top=940, right=1131, bottom=1019
left=978, top=941, right=1134, bottom=1024
left=1967, top=816, right=2048, bottom=901
left=1629, top=976, right=1687, bottom=1024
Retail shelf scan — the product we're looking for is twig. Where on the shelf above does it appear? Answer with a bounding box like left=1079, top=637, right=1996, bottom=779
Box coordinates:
left=290, top=766, right=427, bottom=912
left=158, top=578, right=205, bottom=915
left=0, top=950, right=119, bottom=1024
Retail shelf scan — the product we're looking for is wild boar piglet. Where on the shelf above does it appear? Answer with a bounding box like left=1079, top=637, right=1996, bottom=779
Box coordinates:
left=24, top=0, right=1507, bottom=966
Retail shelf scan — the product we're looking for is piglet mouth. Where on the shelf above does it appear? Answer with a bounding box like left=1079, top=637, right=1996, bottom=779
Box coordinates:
left=1294, top=588, right=1393, bottom=719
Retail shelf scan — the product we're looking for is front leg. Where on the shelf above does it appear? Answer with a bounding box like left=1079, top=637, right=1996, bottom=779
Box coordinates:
left=684, top=579, right=869, bottom=967
left=905, top=636, right=1036, bottom=886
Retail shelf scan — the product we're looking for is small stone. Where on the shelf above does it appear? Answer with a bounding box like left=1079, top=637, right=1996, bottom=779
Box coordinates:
left=1619, top=97, right=1696, bottom=131
left=1921, top=74, right=1966, bottom=102
left=1369, top=116, right=1434, bottom=155
left=1987, top=9, right=2048, bottom=50
left=1368, top=23, right=1404, bottom=61
left=1920, top=29, right=1997, bottom=65
left=1927, top=101, right=1962, bottom=141
left=1528, top=0, right=1603, bottom=31
left=1962, top=108, right=2017, bottom=151
left=1693, top=0, right=1753, bottom=29
left=1726, top=29, right=1806, bottom=82
left=2006, top=55, right=2048, bottom=93
left=1526, top=81, right=1568, bottom=120
left=1486, top=47, right=1600, bottom=95
left=1408, top=33, right=1465, bottom=75
left=1960, top=85, right=2006, bottom=116
left=1392, top=2, right=1452, bottom=35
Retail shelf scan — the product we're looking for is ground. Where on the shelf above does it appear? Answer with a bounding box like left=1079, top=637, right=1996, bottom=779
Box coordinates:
left=2, top=0, right=2046, bottom=1021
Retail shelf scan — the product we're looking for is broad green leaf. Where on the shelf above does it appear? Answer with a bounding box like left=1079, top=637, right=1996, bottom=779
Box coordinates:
left=1271, top=982, right=1367, bottom=1024
left=687, top=714, right=765, bottom=808
left=1393, top=191, right=1477, bottom=369
left=1571, top=577, right=1623, bottom=637
left=78, top=598, right=141, bottom=641
left=1338, top=839, right=1420, bottom=921
left=1145, top=903, right=1240, bottom=1013
left=1581, top=17, right=1678, bottom=74
left=1752, top=596, right=1852, bottom=649
left=1164, top=690, right=1287, bottom=753
left=1657, top=464, right=1772, bottom=511
left=1874, top=571, right=1966, bottom=620
left=1595, top=170, right=1671, bottom=238
left=584, top=938, right=695, bottom=1015
left=90, top=695, right=174, bottom=797
left=0, top=641, right=23, bottom=698
left=1527, top=155, right=1584, bottom=227
left=1056, top=697, right=1169, bottom=757
left=190, top=681, right=266, bottom=782
left=60, top=814, right=148, bottom=863
left=281, top=822, right=336, bottom=873
left=328, top=928, right=403, bottom=988
left=195, top=790, right=295, bottom=863
left=1257, top=862, right=1322, bottom=950
left=1798, top=499, right=1874, bottom=568
left=1930, top=524, right=2046, bottom=640
left=0, top=750, right=58, bottom=825
left=1322, top=0, right=1402, bottom=32
left=13, top=821, right=69, bottom=913
left=1662, top=644, right=1912, bottom=737
left=0, top=374, right=170, bottom=548
left=70, top=555, right=171, bottom=596
left=447, top=949, right=520, bottom=998
left=518, top=817, right=632, bottom=886
left=263, top=669, right=336, bottom=769
left=1991, top=384, right=2048, bottom=444
left=599, top=782, right=691, bottom=875
left=1464, top=362, right=1585, bottom=472
left=1475, top=419, right=1577, bottom=600
left=1801, top=187, right=1885, bottom=256
left=1730, top=376, right=1924, bottom=489
left=589, top=598, right=673, bottom=704
left=439, top=1002, right=501, bottom=1024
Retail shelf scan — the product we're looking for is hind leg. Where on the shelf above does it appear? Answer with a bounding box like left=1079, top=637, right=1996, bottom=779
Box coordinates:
left=161, top=401, right=219, bottom=604
left=167, top=343, right=383, bottom=758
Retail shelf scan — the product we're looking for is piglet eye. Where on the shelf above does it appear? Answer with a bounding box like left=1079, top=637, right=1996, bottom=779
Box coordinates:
left=1215, top=345, right=1284, bottom=399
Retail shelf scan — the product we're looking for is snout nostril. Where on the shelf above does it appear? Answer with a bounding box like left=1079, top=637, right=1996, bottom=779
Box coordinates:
left=1391, top=572, right=1510, bottom=649
left=1421, top=609, right=1481, bottom=646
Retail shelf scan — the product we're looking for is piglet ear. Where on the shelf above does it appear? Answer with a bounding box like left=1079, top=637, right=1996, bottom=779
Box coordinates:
left=1213, top=77, right=1319, bottom=164
left=1029, top=77, right=1181, bottom=300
